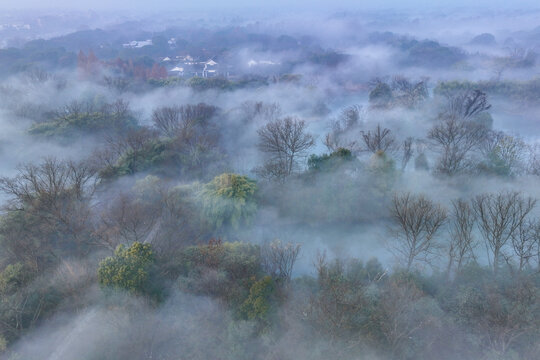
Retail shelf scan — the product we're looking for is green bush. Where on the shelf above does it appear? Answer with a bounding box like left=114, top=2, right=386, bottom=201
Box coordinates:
left=98, top=242, right=156, bottom=296
left=308, top=148, right=355, bottom=172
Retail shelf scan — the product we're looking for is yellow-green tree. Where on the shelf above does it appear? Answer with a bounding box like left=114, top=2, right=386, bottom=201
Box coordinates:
left=201, top=173, right=257, bottom=230
left=98, top=242, right=155, bottom=295
left=241, top=276, right=275, bottom=322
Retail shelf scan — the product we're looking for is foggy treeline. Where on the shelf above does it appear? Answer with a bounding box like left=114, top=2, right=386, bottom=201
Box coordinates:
left=0, top=3, right=539, bottom=360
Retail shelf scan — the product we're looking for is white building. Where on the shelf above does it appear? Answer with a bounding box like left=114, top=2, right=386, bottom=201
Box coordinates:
left=202, top=59, right=219, bottom=78
left=122, top=39, right=153, bottom=49
left=169, top=66, right=185, bottom=76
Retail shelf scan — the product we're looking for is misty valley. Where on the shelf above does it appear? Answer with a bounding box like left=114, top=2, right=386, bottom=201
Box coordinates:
left=0, top=4, right=539, bottom=360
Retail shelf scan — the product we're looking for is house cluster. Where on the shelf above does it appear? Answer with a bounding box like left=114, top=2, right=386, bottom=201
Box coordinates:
left=0, top=23, right=31, bottom=31
left=122, top=39, right=153, bottom=49
left=162, top=55, right=228, bottom=78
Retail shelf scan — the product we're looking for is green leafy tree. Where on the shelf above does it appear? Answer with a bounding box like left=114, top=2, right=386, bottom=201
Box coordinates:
left=308, top=148, right=355, bottom=172
left=0, top=263, right=32, bottom=295
left=241, top=276, right=276, bottom=322
left=98, top=242, right=155, bottom=295
left=201, top=173, right=258, bottom=230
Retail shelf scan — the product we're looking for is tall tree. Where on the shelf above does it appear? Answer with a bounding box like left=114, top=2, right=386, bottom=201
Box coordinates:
left=257, top=116, right=314, bottom=180
left=447, top=198, right=476, bottom=275
left=389, top=193, right=447, bottom=270
left=472, top=191, right=536, bottom=274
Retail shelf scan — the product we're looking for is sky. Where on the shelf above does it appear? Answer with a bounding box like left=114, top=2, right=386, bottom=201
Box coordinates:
left=2, top=0, right=540, bottom=11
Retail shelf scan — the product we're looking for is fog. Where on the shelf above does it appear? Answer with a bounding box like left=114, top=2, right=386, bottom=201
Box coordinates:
left=4, top=0, right=540, bottom=11
left=0, top=2, right=539, bottom=360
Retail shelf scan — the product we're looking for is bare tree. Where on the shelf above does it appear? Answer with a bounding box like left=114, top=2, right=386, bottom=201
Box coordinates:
left=391, top=76, right=429, bottom=108
left=401, top=137, right=414, bottom=171
left=308, top=253, right=367, bottom=343
left=474, top=280, right=538, bottom=358
left=239, top=101, right=282, bottom=124
left=443, top=90, right=491, bottom=121
left=324, top=105, right=364, bottom=152
left=536, top=224, right=540, bottom=270
left=0, top=158, right=98, bottom=270
left=261, top=239, right=301, bottom=284
left=105, top=127, right=159, bottom=159
left=104, top=76, right=131, bottom=92
left=257, top=116, right=315, bottom=180
left=480, top=131, right=527, bottom=176
left=414, top=140, right=429, bottom=171
left=447, top=199, right=476, bottom=275
left=510, top=219, right=538, bottom=271
left=152, top=103, right=218, bottom=138
left=152, top=106, right=182, bottom=137
left=428, top=118, right=487, bottom=175
left=96, top=193, right=161, bottom=250
left=0, top=157, right=97, bottom=207
left=526, top=143, right=540, bottom=176
left=492, top=46, right=535, bottom=81
left=25, top=68, right=51, bottom=83
left=389, top=193, right=447, bottom=270
left=361, top=124, right=398, bottom=154
left=472, top=191, right=536, bottom=274
left=377, top=277, right=439, bottom=358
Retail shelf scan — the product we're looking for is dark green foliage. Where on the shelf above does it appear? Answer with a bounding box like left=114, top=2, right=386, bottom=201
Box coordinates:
left=101, top=137, right=224, bottom=180
left=470, top=33, right=497, bottom=46
left=28, top=99, right=138, bottom=140
left=101, top=138, right=177, bottom=178
left=405, top=40, right=466, bottom=68
left=147, top=77, right=184, bottom=88
left=307, top=51, right=348, bottom=67
left=29, top=111, right=136, bottom=138
left=187, top=77, right=237, bottom=91
left=186, top=76, right=270, bottom=91
left=308, top=148, right=355, bottom=172
left=368, top=32, right=466, bottom=68
left=0, top=45, right=76, bottom=77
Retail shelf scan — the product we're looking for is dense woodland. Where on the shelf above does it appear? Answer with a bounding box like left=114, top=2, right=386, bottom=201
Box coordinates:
left=0, top=6, right=539, bottom=360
